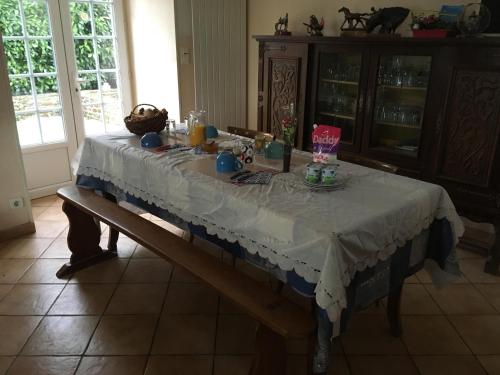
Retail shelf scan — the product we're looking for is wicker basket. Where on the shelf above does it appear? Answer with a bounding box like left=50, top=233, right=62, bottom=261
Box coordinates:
left=124, top=104, right=168, bottom=136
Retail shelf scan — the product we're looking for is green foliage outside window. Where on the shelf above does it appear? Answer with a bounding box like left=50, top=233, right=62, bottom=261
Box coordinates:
left=1, top=0, right=115, bottom=96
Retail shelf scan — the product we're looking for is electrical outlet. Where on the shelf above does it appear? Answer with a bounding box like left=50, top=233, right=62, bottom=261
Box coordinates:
left=9, top=198, right=24, bottom=209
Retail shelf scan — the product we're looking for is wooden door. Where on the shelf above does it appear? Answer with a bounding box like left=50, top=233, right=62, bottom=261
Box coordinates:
left=432, top=64, right=500, bottom=215
left=306, top=44, right=369, bottom=152
left=258, top=41, right=308, bottom=148
left=360, top=46, right=439, bottom=177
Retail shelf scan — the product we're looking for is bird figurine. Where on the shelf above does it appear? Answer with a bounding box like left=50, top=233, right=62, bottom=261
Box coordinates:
left=304, top=15, right=325, bottom=36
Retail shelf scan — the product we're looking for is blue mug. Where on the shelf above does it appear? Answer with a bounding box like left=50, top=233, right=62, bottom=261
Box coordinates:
left=141, top=132, right=163, bottom=148
left=264, top=141, right=284, bottom=160
left=216, top=151, right=243, bottom=173
left=205, top=125, right=219, bottom=138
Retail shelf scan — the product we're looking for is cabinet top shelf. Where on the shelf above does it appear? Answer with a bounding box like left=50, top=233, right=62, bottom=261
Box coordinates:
left=254, top=35, right=500, bottom=47
left=376, top=121, right=421, bottom=129
left=322, top=79, right=359, bottom=86
left=319, top=111, right=355, bottom=120
left=379, top=85, right=427, bottom=91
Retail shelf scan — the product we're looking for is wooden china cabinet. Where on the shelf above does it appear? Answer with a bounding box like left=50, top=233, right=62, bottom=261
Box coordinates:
left=255, top=35, right=500, bottom=275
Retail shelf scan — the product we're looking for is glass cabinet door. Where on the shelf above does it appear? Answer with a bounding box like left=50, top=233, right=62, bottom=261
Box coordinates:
left=314, top=52, right=362, bottom=145
left=370, top=55, right=432, bottom=157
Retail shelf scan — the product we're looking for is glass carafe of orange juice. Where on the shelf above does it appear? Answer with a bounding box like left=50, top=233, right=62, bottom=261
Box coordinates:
left=187, top=110, right=207, bottom=146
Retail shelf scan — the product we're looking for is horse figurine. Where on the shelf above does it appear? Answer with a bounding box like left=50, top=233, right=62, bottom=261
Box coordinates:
left=303, top=15, right=325, bottom=36
left=338, top=7, right=371, bottom=31
left=275, top=13, right=291, bottom=35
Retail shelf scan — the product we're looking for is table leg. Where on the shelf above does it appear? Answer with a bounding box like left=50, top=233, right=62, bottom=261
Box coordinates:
left=56, top=201, right=117, bottom=278
left=250, top=324, right=286, bottom=375
left=103, top=192, right=119, bottom=252
left=387, top=283, right=403, bottom=337
left=306, top=331, right=317, bottom=375
left=484, top=220, right=500, bottom=276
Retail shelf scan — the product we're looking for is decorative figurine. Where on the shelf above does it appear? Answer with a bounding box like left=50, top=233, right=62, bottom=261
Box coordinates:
left=338, top=7, right=370, bottom=31
left=274, top=13, right=291, bottom=36
left=366, top=7, right=410, bottom=34
left=303, top=15, right=325, bottom=36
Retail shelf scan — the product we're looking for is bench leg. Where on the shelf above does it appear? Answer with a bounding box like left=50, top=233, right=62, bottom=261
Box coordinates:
left=484, top=220, right=500, bottom=276
left=387, top=283, right=403, bottom=337
left=250, top=324, right=286, bottom=375
left=56, top=201, right=117, bottom=278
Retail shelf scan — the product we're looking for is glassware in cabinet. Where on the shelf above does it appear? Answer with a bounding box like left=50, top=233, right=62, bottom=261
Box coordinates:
left=314, top=52, right=362, bottom=145
left=370, top=55, right=432, bottom=157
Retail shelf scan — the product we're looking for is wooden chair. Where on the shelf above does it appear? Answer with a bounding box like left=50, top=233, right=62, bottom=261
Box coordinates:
left=339, top=154, right=399, bottom=174
left=227, top=126, right=274, bottom=140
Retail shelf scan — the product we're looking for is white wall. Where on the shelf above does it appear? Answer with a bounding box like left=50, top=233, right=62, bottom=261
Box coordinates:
left=0, top=38, right=33, bottom=238
left=124, top=0, right=181, bottom=122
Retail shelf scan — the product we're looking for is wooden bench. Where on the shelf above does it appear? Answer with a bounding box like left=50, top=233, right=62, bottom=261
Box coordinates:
left=57, top=186, right=316, bottom=375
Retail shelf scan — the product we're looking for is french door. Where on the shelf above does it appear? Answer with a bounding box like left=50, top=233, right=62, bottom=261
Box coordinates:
left=1, top=0, right=130, bottom=198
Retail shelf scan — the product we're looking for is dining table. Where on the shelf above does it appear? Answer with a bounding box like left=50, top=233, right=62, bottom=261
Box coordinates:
left=73, top=128, right=464, bottom=373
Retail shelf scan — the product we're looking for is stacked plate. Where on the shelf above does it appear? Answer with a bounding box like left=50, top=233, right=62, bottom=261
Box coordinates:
left=303, top=178, right=347, bottom=191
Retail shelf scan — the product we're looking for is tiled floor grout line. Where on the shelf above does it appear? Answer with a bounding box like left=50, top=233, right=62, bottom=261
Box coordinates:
left=142, top=255, right=176, bottom=374
left=468, top=280, right=500, bottom=314
left=3, top=200, right=500, bottom=374
left=209, top=242, right=227, bottom=375
left=390, top=285, right=425, bottom=375
left=6, top=259, right=69, bottom=374
left=419, top=280, right=489, bottom=373
left=434, top=275, right=500, bottom=375
left=71, top=234, right=136, bottom=375
left=211, top=296, right=222, bottom=375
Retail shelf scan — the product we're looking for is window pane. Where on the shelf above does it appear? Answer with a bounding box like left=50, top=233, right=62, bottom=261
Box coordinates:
left=4, top=40, right=28, bottom=75
left=70, top=2, right=92, bottom=36
left=0, top=0, right=23, bottom=36
left=93, top=4, right=113, bottom=36
left=29, top=39, right=55, bottom=73
left=97, top=39, right=115, bottom=69
left=102, top=88, right=118, bottom=103
left=83, top=105, right=104, bottom=135
left=104, top=102, right=122, bottom=131
left=40, top=110, right=65, bottom=143
left=16, top=112, right=42, bottom=146
left=78, top=73, right=99, bottom=105
left=74, top=39, right=95, bottom=70
left=101, top=71, right=117, bottom=88
left=24, top=0, right=50, bottom=36
left=10, top=77, right=35, bottom=112
left=35, top=76, right=61, bottom=109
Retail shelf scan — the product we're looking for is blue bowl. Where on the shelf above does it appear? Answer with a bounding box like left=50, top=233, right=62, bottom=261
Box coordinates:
left=141, top=132, right=163, bottom=148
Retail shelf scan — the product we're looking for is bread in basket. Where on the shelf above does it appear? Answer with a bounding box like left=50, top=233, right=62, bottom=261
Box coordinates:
left=124, top=104, right=168, bottom=136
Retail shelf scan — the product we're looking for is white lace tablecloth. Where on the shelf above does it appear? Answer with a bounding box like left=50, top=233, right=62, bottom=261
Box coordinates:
left=76, top=133, right=464, bottom=321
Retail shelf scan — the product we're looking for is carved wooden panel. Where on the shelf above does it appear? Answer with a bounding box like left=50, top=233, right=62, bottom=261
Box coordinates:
left=439, top=69, right=500, bottom=187
left=268, top=58, right=299, bottom=138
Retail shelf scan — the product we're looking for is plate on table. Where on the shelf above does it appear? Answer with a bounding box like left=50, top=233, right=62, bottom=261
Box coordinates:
left=303, top=176, right=348, bottom=191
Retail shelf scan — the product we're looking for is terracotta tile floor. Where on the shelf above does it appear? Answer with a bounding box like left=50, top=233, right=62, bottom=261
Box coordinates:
left=0, top=195, right=499, bottom=374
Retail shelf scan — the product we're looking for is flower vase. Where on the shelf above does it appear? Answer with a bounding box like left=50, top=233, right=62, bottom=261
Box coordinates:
left=279, top=102, right=297, bottom=173
left=283, top=144, right=292, bottom=173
